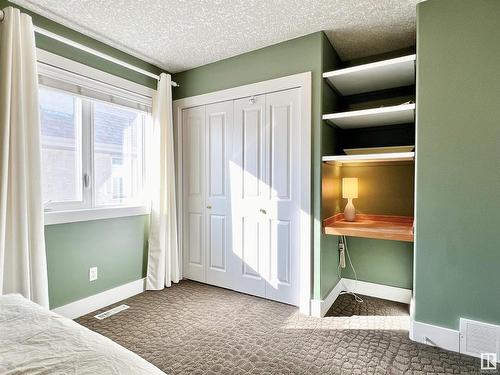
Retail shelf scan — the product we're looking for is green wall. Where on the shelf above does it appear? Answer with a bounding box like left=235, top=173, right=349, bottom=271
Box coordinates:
left=173, top=32, right=338, bottom=301
left=46, top=216, right=149, bottom=308
left=1, top=1, right=161, bottom=308
left=415, top=0, right=500, bottom=329
left=341, top=238, right=413, bottom=289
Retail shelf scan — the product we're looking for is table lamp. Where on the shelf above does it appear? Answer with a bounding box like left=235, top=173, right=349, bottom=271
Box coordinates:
left=342, top=177, right=358, bottom=222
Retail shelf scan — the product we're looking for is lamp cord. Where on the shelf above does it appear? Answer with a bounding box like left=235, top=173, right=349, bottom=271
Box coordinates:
left=338, top=235, right=363, bottom=303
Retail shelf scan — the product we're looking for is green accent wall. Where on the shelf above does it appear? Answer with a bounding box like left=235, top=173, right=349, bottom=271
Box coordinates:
left=1, top=1, right=160, bottom=309
left=341, top=238, right=413, bottom=289
left=415, top=0, right=500, bottom=329
left=45, top=216, right=149, bottom=308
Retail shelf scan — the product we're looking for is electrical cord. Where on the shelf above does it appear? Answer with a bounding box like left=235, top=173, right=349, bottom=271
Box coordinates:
left=338, top=235, right=363, bottom=303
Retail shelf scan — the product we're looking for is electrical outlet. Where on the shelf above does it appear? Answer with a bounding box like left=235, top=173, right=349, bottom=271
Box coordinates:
left=89, top=267, right=98, bottom=282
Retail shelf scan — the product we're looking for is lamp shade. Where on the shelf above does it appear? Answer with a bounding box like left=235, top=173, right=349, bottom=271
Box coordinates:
left=342, top=178, right=358, bottom=199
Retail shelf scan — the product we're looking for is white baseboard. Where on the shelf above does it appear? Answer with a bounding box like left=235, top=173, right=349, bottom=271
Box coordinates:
left=51, top=278, right=146, bottom=319
left=310, top=278, right=412, bottom=318
left=310, top=280, right=344, bottom=317
left=410, top=320, right=460, bottom=353
left=341, top=278, right=412, bottom=304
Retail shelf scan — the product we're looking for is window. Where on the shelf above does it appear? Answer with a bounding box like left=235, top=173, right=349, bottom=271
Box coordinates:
left=40, top=88, right=83, bottom=207
left=40, top=86, right=150, bottom=213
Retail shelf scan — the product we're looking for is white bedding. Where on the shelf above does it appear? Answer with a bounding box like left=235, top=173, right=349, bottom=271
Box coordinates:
left=0, top=294, right=165, bottom=375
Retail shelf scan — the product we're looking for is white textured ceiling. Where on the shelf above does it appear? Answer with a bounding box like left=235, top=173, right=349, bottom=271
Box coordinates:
left=12, top=0, right=419, bottom=73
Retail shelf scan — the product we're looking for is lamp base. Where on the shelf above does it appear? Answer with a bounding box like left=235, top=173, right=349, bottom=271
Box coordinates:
left=344, top=199, right=356, bottom=222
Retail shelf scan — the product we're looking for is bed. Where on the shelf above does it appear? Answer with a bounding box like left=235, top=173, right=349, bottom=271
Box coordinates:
left=0, top=294, right=165, bottom=375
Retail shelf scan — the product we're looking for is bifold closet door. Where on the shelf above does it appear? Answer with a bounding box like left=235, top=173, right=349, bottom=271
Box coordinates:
left=204, top=101, right=233, bottom=289
left=231, top=89, right=300, bottom=306
left=231, top=94, right=267, bottom=298
left=182, top=88, right=300, bottom=306
left=182, top=106, right=206, bottom=283
left=182, top=101, right=234, bottom=288
left=263, top=89, right=300, bottom=306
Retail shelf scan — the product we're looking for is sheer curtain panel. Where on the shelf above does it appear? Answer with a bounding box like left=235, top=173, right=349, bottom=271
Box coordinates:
left=146, top=73, right=180, bottom=290
left=0, top=7, right=49, bottom=307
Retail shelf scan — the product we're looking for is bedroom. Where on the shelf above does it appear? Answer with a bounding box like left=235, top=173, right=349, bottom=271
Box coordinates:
left=0, top=0, right=499, bottom=374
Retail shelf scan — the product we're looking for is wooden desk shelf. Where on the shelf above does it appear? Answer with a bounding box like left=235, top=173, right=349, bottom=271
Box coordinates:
left=324, top=213, right=414, bottom=242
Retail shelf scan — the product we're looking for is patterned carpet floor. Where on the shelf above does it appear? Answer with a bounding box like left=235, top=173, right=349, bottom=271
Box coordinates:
left=77, top=280, right=483, bottom=374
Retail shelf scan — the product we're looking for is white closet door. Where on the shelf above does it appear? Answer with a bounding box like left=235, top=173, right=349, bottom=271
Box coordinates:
left=182, top=106, right=206, bottom=282
left=205, top=101, right=233, bottom=289
left=231, top=95, right=267, bottom=298
left=181, top=89, right=301, bottom=307
left=263, top=89, right=300, bottom=306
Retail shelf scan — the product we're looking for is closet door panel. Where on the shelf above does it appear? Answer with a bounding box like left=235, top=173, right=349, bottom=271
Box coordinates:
left=270, top=219, right=291, bottom=285
left=205, top=101, right=233, bottom=288
left=231, top=95, right=266, bottom=298
left=264, top=89, right=300, bottom=306
left=182, top=106, right=206, bottom=282
left=269, top=103, right=291, bottom=200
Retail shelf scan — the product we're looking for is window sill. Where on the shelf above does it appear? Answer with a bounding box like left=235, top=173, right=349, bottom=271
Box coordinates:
left=44, top=205, right=150, bottom=225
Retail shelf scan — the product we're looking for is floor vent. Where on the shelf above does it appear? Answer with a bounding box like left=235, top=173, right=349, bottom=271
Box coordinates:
left=460, top=318, right=500, bottom=362
left=94, top=304, right=129, bottom=320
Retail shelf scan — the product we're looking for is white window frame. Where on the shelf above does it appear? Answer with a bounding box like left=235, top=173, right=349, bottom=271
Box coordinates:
left=38, top=50, right=154, bottom=225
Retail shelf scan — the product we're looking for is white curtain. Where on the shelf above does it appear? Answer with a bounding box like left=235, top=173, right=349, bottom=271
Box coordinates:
left=0, top=7, right=49, bottom=308
left=146, top=73, right=180, bottom=290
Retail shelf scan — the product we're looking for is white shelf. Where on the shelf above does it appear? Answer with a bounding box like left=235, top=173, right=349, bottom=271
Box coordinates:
left=323, top=103, right=415, bottom=129
left=322, top=152, right=415, bottom=165
left=323, top=54, right=416, bottom=96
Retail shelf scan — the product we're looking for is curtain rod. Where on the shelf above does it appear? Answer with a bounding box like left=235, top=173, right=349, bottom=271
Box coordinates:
left=0, top=9, right=178, bottom=87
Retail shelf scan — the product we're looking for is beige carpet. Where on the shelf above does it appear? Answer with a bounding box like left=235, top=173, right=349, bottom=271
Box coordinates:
left=77, top=280, right=482, bottom=374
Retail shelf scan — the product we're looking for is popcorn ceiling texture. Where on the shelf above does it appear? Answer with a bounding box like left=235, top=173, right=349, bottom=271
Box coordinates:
left=12, top=0, right=419, bottom=73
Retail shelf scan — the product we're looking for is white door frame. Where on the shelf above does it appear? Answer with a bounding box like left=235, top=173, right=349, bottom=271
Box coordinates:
left=173, top=72, right=312, bottom=315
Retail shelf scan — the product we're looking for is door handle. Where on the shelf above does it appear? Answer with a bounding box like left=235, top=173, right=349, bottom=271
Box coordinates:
left=206, top=205, right=212, bottom=209
left=259, top=208, right=267, bottom=214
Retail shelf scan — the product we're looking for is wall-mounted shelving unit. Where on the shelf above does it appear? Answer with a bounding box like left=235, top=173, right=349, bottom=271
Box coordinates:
left=322, top=103, right=415, bottom=129
left=322, top=52, right=416, bottom=242
left=322, top=151, right=414, bottom=165
left=323, top=54, right=416, bottom=95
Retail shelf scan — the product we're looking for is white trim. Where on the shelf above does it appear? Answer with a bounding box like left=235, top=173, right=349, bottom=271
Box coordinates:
left=310, top=278, right=412, bottom=318
left=310, top=279, right=344, bottom=318
left=341, top=278, right=412, bottom=304
left=173, top=72, right=312, bottom=315
left=323, top=54, right=416, bottom=96
left=37, top=49, right=155, bottom=98
left=33, top=27, right=165, bottom=81
left=323, top=55, right=416, bottom=78
left=410, top=320, right=460, bottom=353
left=322, top=152, right=414, bottom=164
left=174, top=73, right=311, bottom=108
left=51, top=278, right=146, bottom=319
left=44, top=205, right=150, bottom=225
